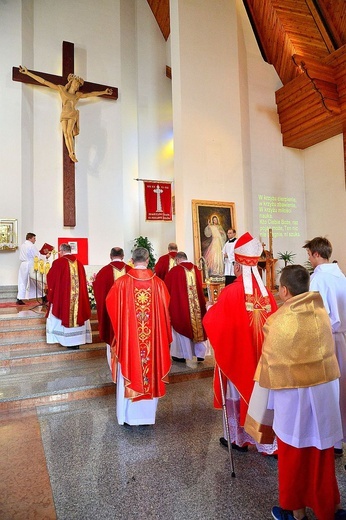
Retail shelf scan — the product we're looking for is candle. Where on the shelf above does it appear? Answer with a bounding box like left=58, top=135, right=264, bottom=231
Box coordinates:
left=45, top=262, right=50, bottom=275
left=39, top=260, right=44, bottom=274
left=34, top=256, right=39, bottom=272
left=269, top=228, right=273, bottom=254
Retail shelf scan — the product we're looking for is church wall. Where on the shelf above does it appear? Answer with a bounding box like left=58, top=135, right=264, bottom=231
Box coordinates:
left=31, top=0, right=122, bottom=268
left=133, top=0, right=174, bottom=260
left=169, top=0, right=308, bottom=275
left=170, top=0, right=246, bottom=262
left=115, top=0, right=138, bottom=263
left=0, top=0, right=26, bottom=284
left=238, top=0, right=346, bottom=272
left=238, top=0, right=346, bottom=273
left=237, top=0, right=308, bottom=271
left=2, top=0, right=343, bottom=289
left=0, top=0, right=173, bottom=286
left=304, top=135, right=346, bottom=271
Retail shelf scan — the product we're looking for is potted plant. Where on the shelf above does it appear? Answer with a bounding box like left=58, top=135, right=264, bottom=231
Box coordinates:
left=277, top=251, right=296, bottom=267
left=132, top=236, right=156, bottom=270
left=304, top=260, right=314, bottom=274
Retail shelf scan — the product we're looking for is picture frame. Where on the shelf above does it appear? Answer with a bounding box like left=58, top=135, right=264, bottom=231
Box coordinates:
left=0, top=219, right=18, bottom=251
left=192, top=200, right=236, bottom=280
left=58, top=237, right=88, bottom=265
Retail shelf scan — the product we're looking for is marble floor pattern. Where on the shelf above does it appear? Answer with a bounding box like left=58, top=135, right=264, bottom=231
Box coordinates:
left=1, top=378, right=345, bottom=520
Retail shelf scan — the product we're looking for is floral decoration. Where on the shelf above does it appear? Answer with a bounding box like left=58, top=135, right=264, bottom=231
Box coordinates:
left=87, top=273, right=97, bottom=309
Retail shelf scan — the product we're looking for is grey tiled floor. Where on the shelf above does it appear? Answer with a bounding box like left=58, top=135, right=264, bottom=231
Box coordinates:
left=37, top=378, right=346, bottom=520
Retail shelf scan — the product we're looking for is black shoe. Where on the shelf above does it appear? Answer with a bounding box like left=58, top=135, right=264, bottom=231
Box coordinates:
left=219, top=437, right=228, bottom=448
left=335, top=448, right=344, bottom=457
left=232, top=442, right=248, bottom=452
left=219, top=436, right=248, bottom=452
left=197, top=357, right=205, bottom=362
left=16, top=299, right=25, bottom=305
left=335, top=509, right=346, bottom=520
left=67, top=345, right=80, bottom=350
left=172, top=356, right=185, bottom=362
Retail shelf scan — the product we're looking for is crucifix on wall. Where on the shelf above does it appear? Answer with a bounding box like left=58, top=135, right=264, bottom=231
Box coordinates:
left=12, top=41, right=118, bottom=227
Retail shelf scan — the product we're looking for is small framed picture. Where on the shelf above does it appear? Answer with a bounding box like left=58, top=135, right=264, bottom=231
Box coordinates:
left=0, top=219, right=18, bottom=251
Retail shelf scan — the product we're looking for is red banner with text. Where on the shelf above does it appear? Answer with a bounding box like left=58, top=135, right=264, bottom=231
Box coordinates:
left=144, top=181, right=173, bottom=221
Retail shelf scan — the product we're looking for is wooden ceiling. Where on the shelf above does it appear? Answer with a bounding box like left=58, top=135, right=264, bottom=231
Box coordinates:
left=146, top=0, right=346, bottom=150
left=146, top=0, right=170, bottom=41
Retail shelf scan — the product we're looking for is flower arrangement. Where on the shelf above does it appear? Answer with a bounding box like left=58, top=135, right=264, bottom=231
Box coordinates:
left=87, top=273, right=97, bottom=309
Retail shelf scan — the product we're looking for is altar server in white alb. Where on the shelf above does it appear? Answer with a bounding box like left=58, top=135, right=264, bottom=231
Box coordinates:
left=303, top=236, right=346, bottom=457
left=222, top=228, right=237, bottom=286
left=16, top=232, right=51, bottom=305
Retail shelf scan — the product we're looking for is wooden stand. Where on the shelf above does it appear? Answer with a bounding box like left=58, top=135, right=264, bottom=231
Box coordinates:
left=265, top=258, right=278, bottom=291
left=204, top=281, right=224, bottom=303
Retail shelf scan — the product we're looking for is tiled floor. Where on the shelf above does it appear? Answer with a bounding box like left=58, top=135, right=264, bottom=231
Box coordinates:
left=1, top=378, right=346, bottom=520
left=0, top=305, right=214, bottom=413
left=0, top=409, right=56, bottom=519
left=1, top=302, right=345, bottom=519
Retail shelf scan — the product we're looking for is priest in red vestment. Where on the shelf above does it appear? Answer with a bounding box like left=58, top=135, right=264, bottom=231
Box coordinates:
left=46, top=242, right=92, bottom=349
left=93, top=247, right=131, bottom=366
left=164, top=251, right=208, bottom=362
left=203, top=232, right=278, bottom=454
left=154, top=242, right=178, bottom=281
left=106, top=247, right=172, bottom=425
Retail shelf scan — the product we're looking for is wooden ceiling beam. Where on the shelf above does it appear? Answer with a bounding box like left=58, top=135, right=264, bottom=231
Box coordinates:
left=315, top=0, right=345, bottom=49
left=305, top=0, right=335, bottom=53
left=146, top=0, right=170, bottom=41
left=146, top=0, right=346, bottom=153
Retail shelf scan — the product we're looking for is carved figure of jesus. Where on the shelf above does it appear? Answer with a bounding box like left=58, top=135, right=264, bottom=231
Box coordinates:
left=19, top=65, right=113, bottom=163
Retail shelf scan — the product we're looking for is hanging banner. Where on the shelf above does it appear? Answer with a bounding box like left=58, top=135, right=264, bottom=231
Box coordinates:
left=144, top=181, right=173, bottom=221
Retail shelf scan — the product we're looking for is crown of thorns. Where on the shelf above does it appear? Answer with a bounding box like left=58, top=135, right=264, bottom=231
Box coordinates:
left=67, top=73, right=84, bottom=86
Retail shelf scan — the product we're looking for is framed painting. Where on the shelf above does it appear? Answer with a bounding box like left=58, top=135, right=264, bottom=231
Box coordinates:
left=58, top=237, right=88, bottom=265
left=0, top=219, right=18, bottom=251
left=192, top=200, right=236, bottom=280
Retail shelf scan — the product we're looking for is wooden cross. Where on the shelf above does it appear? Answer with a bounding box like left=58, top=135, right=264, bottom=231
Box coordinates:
left=12, top=41, right=118, bottom=227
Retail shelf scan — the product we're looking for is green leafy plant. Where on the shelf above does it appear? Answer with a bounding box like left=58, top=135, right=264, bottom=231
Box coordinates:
left=132, top=236, right=156, bottom=270
left=277, top=251, right=296, bottom=267
left=304, top=260, right=314, bottom=274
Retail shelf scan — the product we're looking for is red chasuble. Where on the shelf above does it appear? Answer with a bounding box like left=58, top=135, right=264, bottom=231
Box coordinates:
left=93, top=261, right=131, bottom=345
left=106, top=269, right=172, bottom=400
left=154, top=252, right=177, bottom=281
left=203, top=275, right=277, bottom=424
left=165, top=262, right=207, bottom=342
left=46, top=254, right=91, bottom=328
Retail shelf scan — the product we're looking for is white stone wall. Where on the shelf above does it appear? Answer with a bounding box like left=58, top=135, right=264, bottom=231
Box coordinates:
left=1, top=0, right=345, bottom=288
